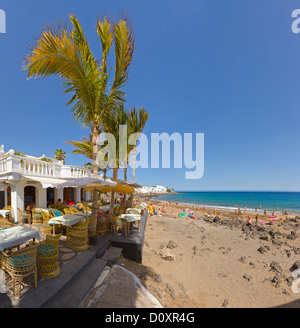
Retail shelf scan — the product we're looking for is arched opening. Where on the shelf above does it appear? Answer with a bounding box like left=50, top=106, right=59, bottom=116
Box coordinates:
left=63, top=187, right=75, bottom=203
left=47, top=187, right=55, bottom=207
left=80, top=188, right=86, bottom=202
left=24, top=186, right=36, bottom=210
left=0, top=189, right=4, bottom=209
left=7, top=186, right=11, bottom=206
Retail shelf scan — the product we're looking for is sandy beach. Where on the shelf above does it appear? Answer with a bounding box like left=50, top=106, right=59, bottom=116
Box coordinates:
left=116, top=197, right=300, bottom=308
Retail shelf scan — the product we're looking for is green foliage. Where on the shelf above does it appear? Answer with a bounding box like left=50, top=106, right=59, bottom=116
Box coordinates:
left=14, top=150, right=25, bottom=157
left=54, top=148, right=67, bottom=163
left=40, top=157, right=53, bottom=163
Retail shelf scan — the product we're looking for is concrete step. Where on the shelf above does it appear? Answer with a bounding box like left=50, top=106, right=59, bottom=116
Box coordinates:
left=5, top=233, right=124, bottom=308
left=14, top=233, right=111, bottom=308
left=16, top=248, right=97, bottom=308
left=42, top=257, right=107, bottom=308
left=101, top=246, right=123, bottom=266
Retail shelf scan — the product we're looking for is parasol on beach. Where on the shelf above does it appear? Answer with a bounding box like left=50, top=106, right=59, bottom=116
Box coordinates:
left=267, top=216, right=278, bottom=220
left=178, top=213, right=188, bottom=217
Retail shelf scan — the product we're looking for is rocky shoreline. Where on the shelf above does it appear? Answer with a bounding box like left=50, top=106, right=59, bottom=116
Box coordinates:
left=119, top=201, right=300, bottom=308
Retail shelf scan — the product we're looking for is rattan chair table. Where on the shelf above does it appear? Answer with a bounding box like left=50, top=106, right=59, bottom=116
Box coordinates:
left=1, top=244, right=37, bottom=298
left=36, top=233, right=61, bottom=278
left=96, top=212, right=108, bottom=234
left=66, top=219, right=89, bottom=251
left=110, top=214, right=128, bottom=236
left=31, top=209, right=43, bottom=225
left=18, top=208, right=31, bottom=225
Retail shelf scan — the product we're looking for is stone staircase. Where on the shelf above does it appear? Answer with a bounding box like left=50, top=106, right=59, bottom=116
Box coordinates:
left=9, top=234, right=123, bottom=308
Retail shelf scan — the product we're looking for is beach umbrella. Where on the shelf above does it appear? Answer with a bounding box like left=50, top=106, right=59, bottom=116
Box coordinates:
left=97, top=179, right=135, bottom=194
left=54, top=177, right=116, bottom=190
left=116, top=179, right=143, bottom=189
left=178, top=213, right=188, bottom=217
left=54, top=177, right=117, bottom=219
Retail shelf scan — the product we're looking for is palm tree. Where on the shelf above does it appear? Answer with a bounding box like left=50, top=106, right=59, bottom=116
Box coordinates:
left=118, top=107, right=148, bottom=205
left=100, top=102, right=128, bottom=215
left=54, top=148, right=67, bottom=163
left=24, top=14, right=135, bottom=216
left=127, top=107, right=149, bottom=183
left=67, top=135, right=109, bottom=179
left=66, top=135, right=93, bottom=159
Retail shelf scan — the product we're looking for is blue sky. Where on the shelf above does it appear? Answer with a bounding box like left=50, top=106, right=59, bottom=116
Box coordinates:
left=0, top=0, right=300, bottom=191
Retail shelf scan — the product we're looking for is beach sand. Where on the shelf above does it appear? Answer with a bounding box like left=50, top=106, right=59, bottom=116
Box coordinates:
left=116, top=198, right=300, bottom=308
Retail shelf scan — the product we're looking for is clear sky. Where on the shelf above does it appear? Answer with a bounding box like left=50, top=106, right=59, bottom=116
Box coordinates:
left=0, top=0, right=300, bottom=191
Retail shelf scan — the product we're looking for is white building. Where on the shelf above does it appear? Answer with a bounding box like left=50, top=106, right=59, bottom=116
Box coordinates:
left=135, top=185, right=168, bottom=194
left=0, top=145, right=92, bottom=222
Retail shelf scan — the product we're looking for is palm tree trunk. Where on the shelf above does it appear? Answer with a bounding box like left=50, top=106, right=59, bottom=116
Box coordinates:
left=123, top=167, right=127, bottom=204
left=129, top=145, right=137, bottom=207
left=108, top=168, right=118, bottom=218
left=92, top=126, right=99, bottom=217
left=132, top=145, right=136, bottom=183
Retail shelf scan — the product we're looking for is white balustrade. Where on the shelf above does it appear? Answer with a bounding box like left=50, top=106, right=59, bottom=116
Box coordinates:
left=0, top=155, right=91, bottom=179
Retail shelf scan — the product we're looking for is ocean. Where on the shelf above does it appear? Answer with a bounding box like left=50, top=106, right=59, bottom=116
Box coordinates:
left=154, top=192, right=300, bottom=215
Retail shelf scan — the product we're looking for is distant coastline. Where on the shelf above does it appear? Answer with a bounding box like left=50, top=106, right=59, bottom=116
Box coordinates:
left=149, top=191, right=300, bottom=215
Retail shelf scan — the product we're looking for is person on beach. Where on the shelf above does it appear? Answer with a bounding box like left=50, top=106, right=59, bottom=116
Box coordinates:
left=148, top=204, right=154, bottom=216
left=246, top=216, right=251, bottom=225
left=255, top=214, right=259, bottom=224
left=245, top=206, right=247, bottom=213
left=238, top=207, right=241, bottom=215
left=264, top=210, right=267, bottom=216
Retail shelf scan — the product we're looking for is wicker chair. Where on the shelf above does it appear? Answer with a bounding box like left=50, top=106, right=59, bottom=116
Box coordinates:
left=66, top=220, right=89, bottom=251
left=63, top=208, right=74, bottom=215
left=110, top=214, right=128, bottom=236
left=41, top=212, right=62, bottom=235
left=87, top=214, right=97, bottom=236
left=134, top=204, right=145, bottom=215
left=96, top=211, right=108, bottom=234
left=75, top=203, right=84, bottom=209
left=41, top=211, right=53, bottom=236
left=56, top=204, right=68, bottom=212
left=69, top=207, right=80, bottom=213
left=0, top=217, right=15, bottom=229
left=126, top=208, right=141, bottom=215
left=52, top=210, right=63, bottom=217
left=18, top=208, right=31, bottom=225
left=1, top=245, right=37, bottom=298
left=36, top=234, right=61, bottom=278
left=31, top=209, right=43, bottom=225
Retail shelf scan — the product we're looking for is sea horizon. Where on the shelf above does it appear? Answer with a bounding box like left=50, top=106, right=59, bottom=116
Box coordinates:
left=154, top=191, right=300, bottom=215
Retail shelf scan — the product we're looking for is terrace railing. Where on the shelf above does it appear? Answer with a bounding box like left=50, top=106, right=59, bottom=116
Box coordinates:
left=0, top=154, right=91, bottom=179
